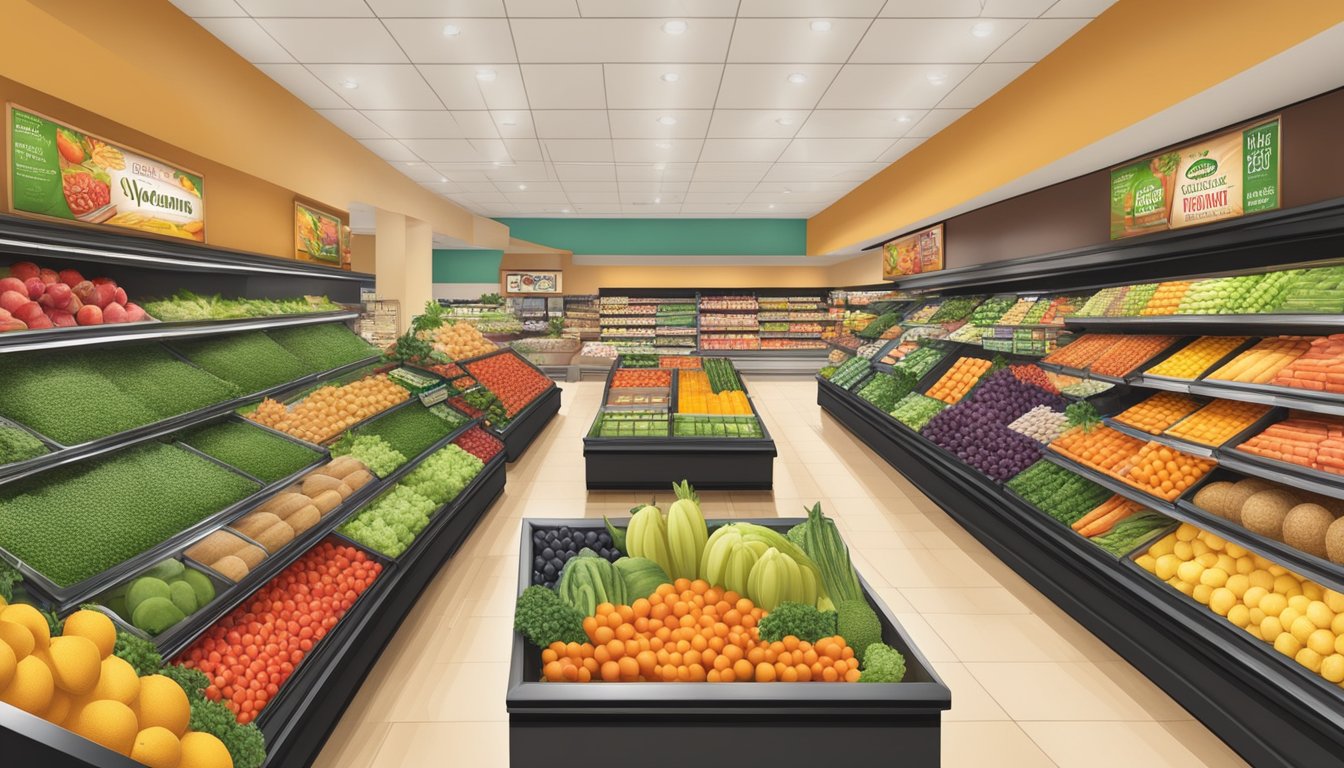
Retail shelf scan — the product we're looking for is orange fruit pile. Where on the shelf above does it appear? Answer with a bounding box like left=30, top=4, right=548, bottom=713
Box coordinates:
left=1121, top=443, right=1216, bottom=500
left=1088, top=335, right=1179, bottom=377
left=1165, top=399, right=1272, bottom=447
left=248, top=372, right=409, bottom=444
left=678, top=371, right=751, bottom=415
left=1051, top=425, right=1146, bottom=473
left=1114, top=392, right=1203, bottom=434
left=1140, top=281, right=1194, bottom=315
left=1146, top=336, right=1249, bottom=379
left=926, top=357, right=993, bottom=404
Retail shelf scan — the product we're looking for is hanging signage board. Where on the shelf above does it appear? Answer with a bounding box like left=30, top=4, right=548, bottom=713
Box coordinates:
left=7, top=104, right=206, bottom=242
left=501, top=269, right=562, bottom=295
left=1110, top=116, right=1280, bottom=239
left=294, top=200, right=345, bottom=266
left=882, top=223, right=944, bottom=280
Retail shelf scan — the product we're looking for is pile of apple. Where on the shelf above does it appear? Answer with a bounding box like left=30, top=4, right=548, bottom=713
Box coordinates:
left=0, top=261, right=151, bottom=332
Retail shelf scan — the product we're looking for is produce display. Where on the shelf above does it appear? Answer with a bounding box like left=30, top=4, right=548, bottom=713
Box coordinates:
left=1007, top=405, right=1070, bottom=444
left=1008, top=460, right=1119, bottom=526
left=351, top=403, right=463, bottom=460
left=1059, top=378, right=1114, bottom=397
left=1118, top=284, right=1159, bottom=315
left=612, top=369, right=672, bottom=389
left=1145, top=336, right=1249, bottom=379
left=967, top=296, right=1016, bottom=326
left=1164, top=399, right=1272, bottom=447
left=1280, top=266, right=1344, bottom=312
left=426, top=321, right=499, bottom=360
left=590, top=411, right=668, bottom=438
left=903, top=302, right=942, bottom=323
left=447, top=389, right=510, bottom=429
left=678, top=370, right=751, bottom=415
left=530, top=525, right=622, bottom=588
left=1269, top=335, right=1344, bottom=394
left=1050, top=425, right=1146, bottom=473
left=1087, top=335, right=1179, bottom=377
left=330, top=434, right=405, bottom=478
left=421, top=362, right=477, bottom=393
left=889, top=394, right=946, bottom=431
left=927, top=297, right=982, bottom=323
left=247, top=371, right=410, bottom=445
left=856, top=311, right=901, bottom=339
left=1113, top=392, right=1204, bottom=434
left=1117, top=442, right=1217, bottom=500
left=1189, top=473, right=1344, bottom=562
left=1042, top=334, right=1118, bottom=369
left=0, top=422, right=48, bottom=466
left=452, top=425, right=504, bottom=463
left=462, top=352, right=555, bottom=416
left=142, top=290, right=340, bottom=322
left=1072, top=286, right=1126, bottom=317
left=1139, top=281, right=1192, bottom=315
left=891, top=344, right=948, bottom=379
left=176, top=539, right=384, bottom=724
left=1008, top=363, right=1059, bottom=393
left=608, top=390, right=670, bottom=408
left=673, top=415, right=764, bottom=438
left=0, top=262, right=150, bottom=332
left=1136, top=523, right=1344, bottom=687
left=101, top=558, right=219, bottom=636
left=267, top=323, right=379, bottom=372
left=180, top=419, right=322, bottom=483
left=340, top=445, right=482, bottom=557
left=1236, top=414, right=1344, bottom=476
left=924, top=356, right=994, bottom=405
left=857, top=371, right=915, bottom=411
left=1205, top=337, right=1313, bottom=384
left=920, top=370, right=1063, bottom=481
left=0, top=442, right=260, bottom=587
left=660, top=356, right=702, bottom=369
left=827, top=356, right=871, bottom=389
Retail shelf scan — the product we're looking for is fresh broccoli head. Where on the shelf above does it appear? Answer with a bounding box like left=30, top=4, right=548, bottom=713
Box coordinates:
left=158, top=664, right=210, bottom=700
left=514, top=585, right=587, bottom=648
left=836, top=599, right=882, bottom=665
left=859, top=642, right=907, bottom=683
left=113, top=630, right=163, bottom=676
left=757, top=601, right=837, bottom=643
left=785, top=522, right=808, bottom=550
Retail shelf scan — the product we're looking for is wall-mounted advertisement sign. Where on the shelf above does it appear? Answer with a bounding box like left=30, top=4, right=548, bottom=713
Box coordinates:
left=8, top=105, right=206, bottom=242
left=1110, top=116, right=1280, bottom=239
left=882, top=223, right=944, bottom=280
left=502, top=269, right=562, bottom=295
left=294, top=200, right=344, bottom=266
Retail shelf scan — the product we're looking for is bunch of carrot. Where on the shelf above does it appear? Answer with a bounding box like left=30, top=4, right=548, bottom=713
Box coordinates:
left=1237, top=414, right=1344, bottom=475
left=1071, top=495, right=1146, bottom=537
left=1269, top=334, right=1344, bottom=393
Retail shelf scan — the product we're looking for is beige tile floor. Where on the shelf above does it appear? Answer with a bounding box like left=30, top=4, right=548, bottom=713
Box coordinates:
left=313, top=379, right=1250, bottom=768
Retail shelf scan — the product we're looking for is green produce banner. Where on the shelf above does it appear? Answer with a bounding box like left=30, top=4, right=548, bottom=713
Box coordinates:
left=1110, top=116, right=1280, bottom=239
left=8, top=105, right=205, bottom=241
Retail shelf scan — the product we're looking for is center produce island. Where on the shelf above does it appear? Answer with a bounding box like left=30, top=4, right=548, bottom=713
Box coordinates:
left=583, top=356, right=777, bottom=490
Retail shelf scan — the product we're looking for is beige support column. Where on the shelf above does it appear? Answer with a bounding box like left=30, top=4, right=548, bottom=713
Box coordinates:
left=403, top=217, right=434, bottom=327
left=373, top=208, right=434, bottom=332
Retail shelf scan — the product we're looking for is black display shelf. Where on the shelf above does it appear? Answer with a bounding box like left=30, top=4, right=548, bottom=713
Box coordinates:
left=1104, top=417, right=1217, bottom=458
left=1042, top=450, right=1180, bottom=513
left=1065, top=313, right=1344, bottom=335
left=816, top=379, right=1344, bottom=768
left=507, top=518, right=950, bottom=768
left=0, top=310, right=360, bottom=355
left=454, top=347, right=563, bottom=462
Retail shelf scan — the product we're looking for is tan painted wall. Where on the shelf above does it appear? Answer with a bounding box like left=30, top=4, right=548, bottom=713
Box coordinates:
left=498, top=251, right=871, bottom=293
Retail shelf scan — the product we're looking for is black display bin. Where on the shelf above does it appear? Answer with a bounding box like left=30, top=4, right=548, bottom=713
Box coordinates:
left=426, top=348, right=563, bottom=462
left=507, top=518, right=951, bottom=768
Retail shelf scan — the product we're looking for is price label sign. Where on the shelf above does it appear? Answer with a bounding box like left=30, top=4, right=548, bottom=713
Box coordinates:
left=419, top=385, right=449, bottom=407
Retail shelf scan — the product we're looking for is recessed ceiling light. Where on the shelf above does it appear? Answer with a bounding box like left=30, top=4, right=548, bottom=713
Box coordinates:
left=655, top=142, right=671, bottom=149
left=783, top=189, right=792, bottom=194
left=810, top=20, right=832, bottom=32
left=561, top=208, right=570, bottom=213
left=657, top=116, right=678, bottom=126
left=661, top=72, right=680, bottom=83
left=440, top=177, right=448, bottom=182
left=662, top=20, right=687, bottom=34
left=404, top=161, right=418, bottom=166
left=896, top=114, right=913, bottom=123
left=518, top=184, right=527, bottom=190
left=442, top=23, right=460, bottom=37
left=787, top=72, right=808, bottom=84
left=500, top=118, right=517, bottom=126
left=654, top=197, right=662, bottom=204
left=926, top=72, right=946, bottom=85
left=971, top=21, right=994, bottom=38
left=476, top=69, right=496, bottom=81
left=775, top=117, right=794, bottom=126
left=341, top=80, right=358, bottom=89
left=768, top=204, right=776, bottom=209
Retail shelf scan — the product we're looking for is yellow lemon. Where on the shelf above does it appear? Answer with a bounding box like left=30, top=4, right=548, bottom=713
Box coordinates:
left=68, top=699, right=138, bottom=756
left=179, top=731, right=234, bottom=768
left=62, top=611, right=116, bottom=659
left=48, top=635, right=101, bottom=696
left=0, top=620, right=34, bottom=660
left=131, top=726, right=183, bottom=768
left=44, top=689, right=73, bottom=726
left=0, top=655, right=54, bottom=715
left=90, top=655, right=141, bottom=705
left=0, top=637, right=15, bottom=690
left=0, top=604, right=50, bottom=650
left=136, top=674, right=192, bottom=737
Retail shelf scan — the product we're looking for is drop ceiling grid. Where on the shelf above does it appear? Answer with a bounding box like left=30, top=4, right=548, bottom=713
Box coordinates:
left=174, top=0, right=1113, bottom=217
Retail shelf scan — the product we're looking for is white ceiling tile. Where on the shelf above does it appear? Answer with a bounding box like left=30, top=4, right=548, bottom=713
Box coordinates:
left=607, top=110, right=711, bottom=139
left=753, top=180, right=853, bottom=193
left=707, top=109, right=809, bottom=138
left=368, top=0, right=506, bottom=15
left=454, top=180, right=504, bottom=191
left=195, top=18, right=293, bottom=62
left=729, top=19, right=870, bottom=63
left=716, top=64, right=840, bottom=109
left=819, top=64, right=975, bottom=108
left=680, top=203, right=742, bottom=214
left=988, top=18, right=1090, bottom=62
left=430, top=166, right=490, bottom=182
left=777, top=138, right=890, bottom=163
left=384, top=19, right=518, bottom=63
left=254, top=64, right=349, bottom=108
left=360, top=140, right=422, bottom=162
left=737, top=202, right=818, bottom=213
left=307, top=64, right=443, bottom=109
left=170, top=0, right=245, bottom=16
left=236, top=0, right=372, bottom=15
left=520, top=65, right=606, bottom=109
left=449, top=111, right=503, bottom=137
left=879, top=0, right=983, bottom=16
left=761, top=162, right=886, bottom=181
left=699, top=138, right=789, bottom=162
left=746, top=190, right=835, bottom=203
left=507, top=191, right=571, bottom=204
left=497, top=180, right=564, bottom=193
left=619, top=181, right=689, bottom=193
left=612, top=139, right=703, bottom=163
left=420, top=64, right=529, bottom=109
left=687, top=181, right=757, bottom=193
left=851, top=19, right=1026, bottom=64
left=491, top=110, right=536, bottom=138
left=905, top=108, right=970, bottom=138
left=561, top=181, right=618, bottom=192
left=1044, top=0, right=1118, bottom=17
left=567, top=191, right=622, bottom=203
left=503, top=138, right=544, bottom=161
left=737, top=0, right=886, bottom=16
left=981, top=0, right=1058, bottom=16
left=505, top=0, right=579, bottom=16
left=542, top=139, right=615, bottom=162
left=691, top=162, right=772, bottom=182
left=402, top=138, right=513, bottom=162
left=795, top=109, right=925, bottom=138
left=554, top=163, right=617, bottom=181
left=876, top=136, right=926, bottom=162
left=256, top=20, right=405, bottom=63
left=401, top=163, right=447, bottom=182
left=684, top=192, right=749, bottom=204
left=939, top=62, right=1033, bottom=108
left=419, top=181, right=461, bottom=193
left=572, top=203, right=622, bottom=213
left=364, top=110, right=464, bottom=138
left=463, top=191, right=510, bottom=202
left=616, top=163, right=695, bottom=181
left=482, top=162, right=549, bottom=180
left=317, top=109, right=391, bottom=139
left=533, top=111, right=610, bottom=139
left=575, top=1, right=737, bottom=17
left=603, top=64, right=724, bottom=109
left=510, top=19, right=733, bottom=63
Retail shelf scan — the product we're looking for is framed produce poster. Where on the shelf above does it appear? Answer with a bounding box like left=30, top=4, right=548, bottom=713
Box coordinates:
left=294, top=200, right=344, bottom=266
left=1110, top=116, right=1280, bottom=239
left=502, top=269, right=562, bottom=296
left=882, top=223, right=943, bottom=279
left=7, top=105, right=206, bottom=241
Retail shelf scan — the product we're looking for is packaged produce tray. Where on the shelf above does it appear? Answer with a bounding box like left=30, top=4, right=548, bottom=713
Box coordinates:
left=508, top=518, right=950, bottom=768
left=606, top=387, right=671, bottom=409
left=1215, top=413, right=1344, bottom=502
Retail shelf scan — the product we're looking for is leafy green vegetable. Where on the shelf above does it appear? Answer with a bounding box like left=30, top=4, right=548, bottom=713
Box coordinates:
left=1065, top=401, right=1101, bottom=432
left=513, top=585, right=588, bottom=647
left=158, top=664, right=210, bottom=700
left=188, top=695, right=267, bottom=768
left=757, top=601, right=838, bottom=643
left=179, top=420, right=322, bottom=483
left=836, top=599, right=882, bottom=664
left=170, top=331, right=312, bottom=394
left=142, top=290, right=339, bottom=322
left=0, top=424, right=47, bottom=465
left=330, top=434, right=406, bottom=478
left=268, top=323, right=378, bottom=371
left=338, top=484, right=437, bottom=557
left=859, top=642, right=907, bottom=682
left=401, top=444, right=483, bottom=506
left=1006, top=459, right=1112, bottom=524
left=84, top=345, right=242, bottom=418
left=114, top=629, right=163, bottom=676
left=354, top=404, right=459, bottom=459
left=858, top=369, right=916, bottom=411
left=0, top=561, right=20, bottom=602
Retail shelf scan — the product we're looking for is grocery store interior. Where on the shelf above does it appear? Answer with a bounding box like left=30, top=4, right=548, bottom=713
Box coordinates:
left=3, top=2, right=1344, bottom=767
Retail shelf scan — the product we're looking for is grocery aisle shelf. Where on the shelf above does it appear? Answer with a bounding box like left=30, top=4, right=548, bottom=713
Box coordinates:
left=0, top=310, right=361, bottom=354
left=1065, top=313, right=1344, bottom=335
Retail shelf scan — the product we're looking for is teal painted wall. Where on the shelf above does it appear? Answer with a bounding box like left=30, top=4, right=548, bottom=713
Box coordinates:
left=496, top=218, right=806, bottom=256
left=433, top=249, right=503, bottom=283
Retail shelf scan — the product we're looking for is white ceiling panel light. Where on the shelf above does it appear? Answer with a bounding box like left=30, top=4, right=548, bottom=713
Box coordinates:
left=717, top=64, right=839, bottom=109
left=728, top=19, right=868, bottom=63
left=662, top=20, right=688, bottom=34
left=384, top=19, right=517, bottom=63
left=604, top=64, right=724, bottom=109
left=420, top=65, right=528, bottom=109
left=307, top=64, right=443, bottom=109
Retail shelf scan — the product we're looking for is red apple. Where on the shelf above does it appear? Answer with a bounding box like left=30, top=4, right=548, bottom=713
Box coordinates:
left=92, top=276, right=116, bottom=286
left=45, top=282, right=72, bottom=309
left=0, top=307, right=10, bottom=320
left=76, top=304, right=103, bottom=325
left=92, top=282, right=116, bottom=309
left=49, top=310, right=76, bottom=327
left=24, top=278, right=45, bottom=300
left=72, top=280, right=97, bottom=305
left=67, top=295, right=83, bottom=314
left=0, top=290, right=29, bottom=314
left=125, top=303, right=148, bottom=322
left=9, top=262, right=39, bottom=281
left=24, top=314, right=52, bottom=329
left=58, top=268, right=85, bottom=287
left=0, top=277, right=24, bottom=295
left=0, top=319, right=27, bottom=333
left=102, top=302, right=129, bottom=323
left=13, top=301, right=44, bottom=324
left=114, top=287, right=127, bottom=306
left=38, top=268, right=59, bottom=285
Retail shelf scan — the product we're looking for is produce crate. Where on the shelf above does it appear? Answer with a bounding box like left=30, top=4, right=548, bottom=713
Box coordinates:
left=508, top=518, right=950, bottom=768
left=455, top=348, right=563, bottom=462
left=0, top=415, right=61, bottom=477
left=81, top=555, right=236, bottom=657
left=1215, top=409, right=1344, bottom=502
